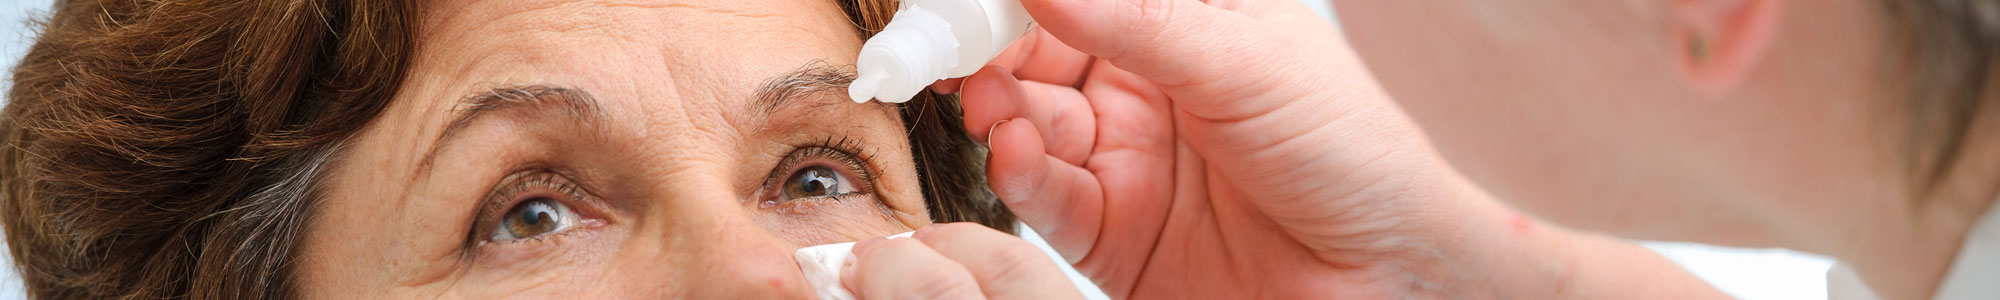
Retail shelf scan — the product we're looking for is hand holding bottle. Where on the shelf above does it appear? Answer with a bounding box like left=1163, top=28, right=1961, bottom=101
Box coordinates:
left=941, top=0, right=1508, bottom=296
left=929, top=0, right=1730, bottom=298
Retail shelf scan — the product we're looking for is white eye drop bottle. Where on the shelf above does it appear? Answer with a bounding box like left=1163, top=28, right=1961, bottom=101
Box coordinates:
left=847, top=0, right=1033, bottom=103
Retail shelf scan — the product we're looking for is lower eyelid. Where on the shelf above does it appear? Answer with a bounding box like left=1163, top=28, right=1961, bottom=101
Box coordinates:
left=471, top=221, right=609, bottom=269
left=767, top=193, right=875, bottom=216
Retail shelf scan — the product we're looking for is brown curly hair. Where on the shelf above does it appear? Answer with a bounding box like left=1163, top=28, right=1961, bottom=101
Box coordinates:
left=0, top=0, right=1008, bottom=299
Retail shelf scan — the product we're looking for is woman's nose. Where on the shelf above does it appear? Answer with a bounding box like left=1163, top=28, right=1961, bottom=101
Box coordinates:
left=640, top=188, right=816, bottom=298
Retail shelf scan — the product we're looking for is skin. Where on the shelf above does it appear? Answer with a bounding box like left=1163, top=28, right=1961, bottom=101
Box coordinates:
left=933, top=0, right=1998, bottom=299
left=938, top=0, right=1676, bottom=297
left=297, top=0, right=943, bottom=297
left=1335, top=0, right=2000, bottom=299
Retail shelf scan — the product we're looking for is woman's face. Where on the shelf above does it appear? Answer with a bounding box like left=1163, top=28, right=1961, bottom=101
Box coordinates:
left=297, top=0, right=929, bottom=297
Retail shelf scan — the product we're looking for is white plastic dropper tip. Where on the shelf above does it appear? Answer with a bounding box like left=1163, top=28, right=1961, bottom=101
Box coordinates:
left=849, top=73, right=884, bottom=103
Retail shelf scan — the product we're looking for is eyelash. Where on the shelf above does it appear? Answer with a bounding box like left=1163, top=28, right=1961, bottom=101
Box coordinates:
left=761, top=136, right=879, bottom=208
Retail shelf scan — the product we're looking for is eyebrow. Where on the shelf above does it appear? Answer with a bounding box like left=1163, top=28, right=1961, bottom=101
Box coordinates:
left=417, top=85, right=607, bottom=174
left=416, top=63, right=868, bottom=174
left=753, top=61, right=862, bottom=118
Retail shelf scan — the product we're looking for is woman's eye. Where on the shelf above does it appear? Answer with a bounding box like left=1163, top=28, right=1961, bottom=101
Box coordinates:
left=783, top=166, right=857, bottom=199
left=493, top=197, right=576, bottom=241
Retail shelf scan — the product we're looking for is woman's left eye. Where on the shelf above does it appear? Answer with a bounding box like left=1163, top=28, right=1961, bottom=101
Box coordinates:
left=760, top=141, right=876, bottom=211
left=783, top=166, right=857, bottom=199
left=492, top=197, right=578, bottom=241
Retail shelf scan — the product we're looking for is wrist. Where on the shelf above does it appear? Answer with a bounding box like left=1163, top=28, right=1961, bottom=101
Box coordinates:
left=1379, top=183, right=1579, bottom=298
left=1394, top=182, right=1728, bottom=299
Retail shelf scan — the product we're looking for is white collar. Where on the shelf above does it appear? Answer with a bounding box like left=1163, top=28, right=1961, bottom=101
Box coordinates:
left=1828, top=199, right=2000, bottom=300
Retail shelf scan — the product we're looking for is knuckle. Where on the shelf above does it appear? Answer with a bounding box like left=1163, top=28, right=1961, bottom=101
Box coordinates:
left=1114, top=0, right=1174, bottom=59
left=870, top=238, right=928, bottom=258
left=987, top=241, right=1046, bottom=268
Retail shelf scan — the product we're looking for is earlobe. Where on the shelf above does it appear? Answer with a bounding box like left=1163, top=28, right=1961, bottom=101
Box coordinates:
left=1678, top=0, right=1784, bottom=93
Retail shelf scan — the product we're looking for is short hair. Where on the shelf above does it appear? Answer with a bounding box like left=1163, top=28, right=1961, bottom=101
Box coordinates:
left=1883, top=0, right=2000, bottom=198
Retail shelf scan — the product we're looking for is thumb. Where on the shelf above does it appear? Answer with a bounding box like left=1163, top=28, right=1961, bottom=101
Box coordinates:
left=1019, top=0, right=1339, bottom=120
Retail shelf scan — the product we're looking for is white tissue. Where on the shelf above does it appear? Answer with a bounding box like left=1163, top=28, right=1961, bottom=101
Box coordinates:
left=794, top=231, right=914, bottom=300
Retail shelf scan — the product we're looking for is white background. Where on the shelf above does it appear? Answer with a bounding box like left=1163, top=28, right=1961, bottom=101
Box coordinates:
left=0, top=0, right=36, bottom=297
left=0, top=0, right=1832, bottom=299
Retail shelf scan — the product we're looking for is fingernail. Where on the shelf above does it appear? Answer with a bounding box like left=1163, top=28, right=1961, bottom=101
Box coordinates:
left=840, top=251, right=858, bottom=289
left=912, top=223, right=943, bottom=240
left=984, top=120, right=1008, bottom=146
left=852, top=236, right=882, bottom=254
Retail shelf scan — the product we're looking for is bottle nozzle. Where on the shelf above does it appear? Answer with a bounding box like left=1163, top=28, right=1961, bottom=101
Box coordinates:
left=847, top=0, right=1029, bottom=103
left=849, top=72, right=885, bottom=103
left=848, top=4, right=961, bottom=104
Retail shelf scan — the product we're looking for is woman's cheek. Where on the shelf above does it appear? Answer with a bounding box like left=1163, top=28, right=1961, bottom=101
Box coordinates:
left=756, top=195, right=915, bottom=246
left=457, top=224, right=623, bottom=296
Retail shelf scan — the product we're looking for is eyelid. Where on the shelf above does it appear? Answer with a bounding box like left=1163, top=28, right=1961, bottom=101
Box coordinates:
left=772, top=137, right=876, bottom=183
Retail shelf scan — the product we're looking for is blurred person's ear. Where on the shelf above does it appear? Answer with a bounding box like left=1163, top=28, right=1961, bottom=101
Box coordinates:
left=1676, top=0, right=1783, bottom=94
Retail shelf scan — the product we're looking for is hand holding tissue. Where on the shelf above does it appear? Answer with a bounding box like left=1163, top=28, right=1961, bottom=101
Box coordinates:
left=793, top=232, right=912, bottom=300
left=794, top=224, right=1089, bottom=299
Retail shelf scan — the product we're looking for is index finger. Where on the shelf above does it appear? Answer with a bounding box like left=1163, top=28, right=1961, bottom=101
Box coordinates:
left=929, top=27, right=1094, bottom=94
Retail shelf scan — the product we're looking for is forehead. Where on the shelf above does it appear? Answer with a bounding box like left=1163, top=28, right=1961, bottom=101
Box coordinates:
left=423, top=0, right=861, bottom=54
left=413, top=0, right=863, bottom=104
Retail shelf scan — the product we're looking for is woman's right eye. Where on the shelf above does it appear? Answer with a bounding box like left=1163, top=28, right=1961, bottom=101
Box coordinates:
left=783, top=166, right=859, bottom=199
left=492, top=197, right=577, bottom=241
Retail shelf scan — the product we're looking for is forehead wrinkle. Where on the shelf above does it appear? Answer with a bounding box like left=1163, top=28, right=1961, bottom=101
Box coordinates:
left=429, top=0, right=789, bottom=50
left=414, top=85, right=608, bottom=174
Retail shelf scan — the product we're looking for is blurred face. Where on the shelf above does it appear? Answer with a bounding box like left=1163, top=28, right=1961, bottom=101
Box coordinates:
left=1331, top=0, right=1895, bottom=244
left=1331, top=0, right=1692, bottom=237
left=298, top=0, right=929, bottom=297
